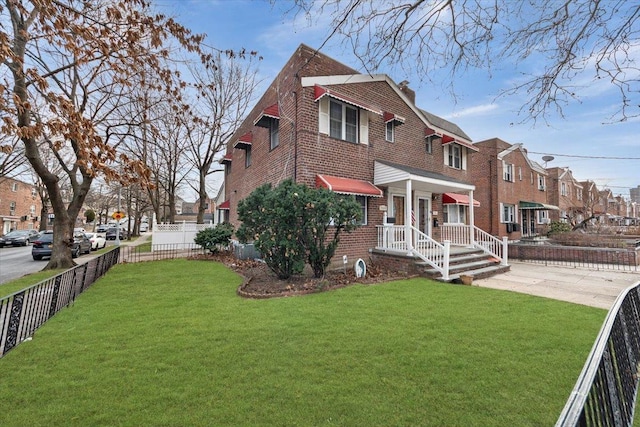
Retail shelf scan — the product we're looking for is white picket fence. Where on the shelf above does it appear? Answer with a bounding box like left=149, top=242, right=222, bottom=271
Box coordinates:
left=151, top=221, right=214, bottom=250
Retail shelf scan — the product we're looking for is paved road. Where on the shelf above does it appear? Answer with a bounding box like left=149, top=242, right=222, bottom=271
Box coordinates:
left=0, top=245, right=44, bottom=284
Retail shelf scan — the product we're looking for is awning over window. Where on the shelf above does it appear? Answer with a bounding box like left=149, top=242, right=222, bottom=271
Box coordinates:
left=254, top=104, right=280, bottom=127
left=316, top=174, right=383, bottom=197
left=233, top=132, right=252, bottom=149
left=383, top=111, right=405, bottom=124
left=313, top=85, right=382, bottom=115
left=519, top=201, right=560, bottom=210
left=218, top=153, right=232, bottom=164
left=218, top=200, right=230, bottom=210
left=442, top=193, right=480, bottom=207
left=423, top=128, right=478, bottom=151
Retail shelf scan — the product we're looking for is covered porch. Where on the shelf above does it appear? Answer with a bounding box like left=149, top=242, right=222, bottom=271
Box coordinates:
left=373, top=160, right=508, bottom=281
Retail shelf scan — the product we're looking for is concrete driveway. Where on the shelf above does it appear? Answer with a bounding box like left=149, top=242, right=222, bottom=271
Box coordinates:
left=474, top=261, right=640, bottom=310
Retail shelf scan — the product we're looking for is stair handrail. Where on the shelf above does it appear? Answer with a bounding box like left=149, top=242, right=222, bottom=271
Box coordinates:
left=410, top=226, right=451, bottom=281
left=472, top=226, right=509, bottom=266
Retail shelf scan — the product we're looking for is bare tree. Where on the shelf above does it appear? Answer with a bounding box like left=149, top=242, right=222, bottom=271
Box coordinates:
left=184, top=52, right=261, bottom=223
left=289, top=0, right=640, bottom=122
left=0, top=0, right=205, bottom=269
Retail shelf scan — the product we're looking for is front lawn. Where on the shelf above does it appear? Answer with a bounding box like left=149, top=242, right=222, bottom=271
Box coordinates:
left=0, top=259, right=605, bottom=426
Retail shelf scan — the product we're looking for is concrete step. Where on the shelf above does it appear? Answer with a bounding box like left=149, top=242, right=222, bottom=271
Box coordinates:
left=444, top=264, right=511, bottom=283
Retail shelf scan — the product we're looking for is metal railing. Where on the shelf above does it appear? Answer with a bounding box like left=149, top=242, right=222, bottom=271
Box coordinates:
left=510, top=243, right=639, bottom=272
left=0, top=248, right=120, bottom=358
left=556, top=281, right=640, bottom=427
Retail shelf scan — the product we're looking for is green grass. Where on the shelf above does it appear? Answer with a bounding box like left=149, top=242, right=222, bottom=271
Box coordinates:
left=0, top=268, right=66, bottom=298
left=0, top=259, right=605, bottom=426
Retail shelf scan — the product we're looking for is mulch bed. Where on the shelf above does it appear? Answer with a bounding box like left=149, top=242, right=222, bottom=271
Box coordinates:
left=188, top=251, right=413, bottom=298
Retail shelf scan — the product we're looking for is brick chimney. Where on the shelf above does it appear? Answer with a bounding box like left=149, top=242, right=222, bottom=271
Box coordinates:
left=398, top=80, right=415, bottom=104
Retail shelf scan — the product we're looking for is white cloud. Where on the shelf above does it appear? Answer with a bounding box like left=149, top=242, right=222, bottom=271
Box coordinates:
left=444, top=103, right=499, bottom=119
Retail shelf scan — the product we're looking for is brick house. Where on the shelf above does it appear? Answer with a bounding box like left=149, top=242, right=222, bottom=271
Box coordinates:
left=579, top=180, right=605, bottom=225
left=546, top=167, right=584, bottom=224
left=218, top=45, right=507, bottom=278
left=470, top=138, right=555, bottom=239
left=0, top=176, right=42, bottom=235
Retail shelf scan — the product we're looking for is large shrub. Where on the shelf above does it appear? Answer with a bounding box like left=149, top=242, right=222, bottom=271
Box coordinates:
left=236, top=179, right=362, bottom=279
left=194, top=223, right=234, bottom=253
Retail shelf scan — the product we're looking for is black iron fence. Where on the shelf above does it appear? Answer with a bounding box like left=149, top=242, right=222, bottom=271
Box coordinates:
left=118, top=243, right=207, bottom=263
left=556, top=281, right=640, bottom=426
left=510, top=243, right=639, bottom=272
left=0, top=248, right=120, bottom=358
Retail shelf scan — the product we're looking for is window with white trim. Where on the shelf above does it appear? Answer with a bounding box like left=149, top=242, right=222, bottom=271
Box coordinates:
left=444, top=204, right=466, bottom=224
left=11, top=182, right=18, bottom=192
left=355, top=195, right=367, bottom=225
left=501, top=203, right=516, bottom=223
left=537, top=210, right=549, bottom=224
left=9, top=201, right=16, bottom=215
left=245, top=146, right=252, bottom=168
left=446, top=144, right=462, bottom=169
left=503, top=162, right=514, bottom=182
left=329, top=99, right=358, bottom=143
left=538, top=174, right=545, bottom=190
left=385, top=121, right=394, bottom=142
left=425, top=137, right=433, bottom=154
left=269, top=120, right=279, bottom=150
left=561, top=182, right=567, bottom=196
left=30, top=205, right=36, bottom=215
left=577, top=188, right=583, bottom=201
left=518, top=167, right=522, bottom=181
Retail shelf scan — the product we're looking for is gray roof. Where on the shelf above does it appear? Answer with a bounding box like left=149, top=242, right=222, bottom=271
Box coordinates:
left=420, top=109, right=471, bottom=141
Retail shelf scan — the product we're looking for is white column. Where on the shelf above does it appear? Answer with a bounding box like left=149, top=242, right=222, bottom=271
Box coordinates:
left=468, top=189, right=475, bottom=246
left=405, top=179, right=413, bottom=253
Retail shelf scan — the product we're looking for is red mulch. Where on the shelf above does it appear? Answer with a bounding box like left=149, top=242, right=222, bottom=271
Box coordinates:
left=188, top=251, right=412, bottom=298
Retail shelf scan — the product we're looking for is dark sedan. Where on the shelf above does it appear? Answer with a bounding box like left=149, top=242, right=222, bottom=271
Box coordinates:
left=32, top=231, right=92, bottom=260
left=105, top=227, right=127, bottom=240
left=0, top=229, right=40, bottom=247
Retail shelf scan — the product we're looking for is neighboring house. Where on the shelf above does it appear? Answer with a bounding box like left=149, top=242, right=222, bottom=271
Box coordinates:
left=546, top=167, right=584, bottom=224
left=470, top=138, right=554, bottom=239
left=630, top=185, right=640, bottom=204
left=219, top=44, right=500, bottom=273
left=579, top=180, right=604, bottom=225
left=0, top=176, right=42, bottom=235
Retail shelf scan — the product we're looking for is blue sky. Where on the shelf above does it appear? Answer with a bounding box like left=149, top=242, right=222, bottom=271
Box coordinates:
left=156, top=0, right=639, bottom=198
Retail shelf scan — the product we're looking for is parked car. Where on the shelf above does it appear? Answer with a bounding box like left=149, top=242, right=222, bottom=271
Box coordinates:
left=96, top=224, right=109, bottom=233
left=0, top=229, right=40, bottom=247
left=85, top=232, right=107, bottom=250
left=73, top=232, right=92, bottom=257
left=31, top=231, right=53, bottom=260
left=105, top=227, right=127, bottom=240
left=139, top=222, right=149, bottom=232
left=32, top=231, right=92, bottom=260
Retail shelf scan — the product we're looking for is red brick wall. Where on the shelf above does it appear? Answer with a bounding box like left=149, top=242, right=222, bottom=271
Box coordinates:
left=0, top=177, right=42, bottom=233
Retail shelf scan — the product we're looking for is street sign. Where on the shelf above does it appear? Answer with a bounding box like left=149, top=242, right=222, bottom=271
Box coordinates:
left=111, top=211, right=125, bottom=221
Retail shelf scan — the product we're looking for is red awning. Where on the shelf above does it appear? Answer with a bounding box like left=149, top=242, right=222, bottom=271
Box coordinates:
left=442, top=193, right=480, bottom=207
left=313, top=85, right=382, bottom=115
left=316, top=174, right=383, bottom=197
left=254, top=104, right=280, bottom=127
left=218, top=200, right=230, bottom=210
left=425, top=127, right=438, bottom=137
left=441, top=134, right=478, bottom=152
left=233, top=132, right=252, bottom=149
left=383, top=111, right=405, bottom=124
left=218, top=153, right=232, bottom=164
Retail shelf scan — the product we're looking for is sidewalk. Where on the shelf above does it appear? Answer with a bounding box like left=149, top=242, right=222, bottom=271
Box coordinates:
left=474, top=261, right=640, bottom=310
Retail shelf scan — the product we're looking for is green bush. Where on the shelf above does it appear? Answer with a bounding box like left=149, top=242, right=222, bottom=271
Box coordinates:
left=237, top=179, right=361, bottom=279
left=548, top=221, right=572, bottom=235
left=194, top=223, right=234, bottom=253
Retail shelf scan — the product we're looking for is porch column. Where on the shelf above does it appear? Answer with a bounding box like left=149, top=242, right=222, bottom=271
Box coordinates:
left=468, top=189, right=475, bottom=246
left=405, top=179, right=413, bottom=253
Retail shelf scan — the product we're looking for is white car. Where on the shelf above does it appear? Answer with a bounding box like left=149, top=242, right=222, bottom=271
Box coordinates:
left=85, top=232, right=107, bottom=250
left=139, top=222, right=149, bottom=232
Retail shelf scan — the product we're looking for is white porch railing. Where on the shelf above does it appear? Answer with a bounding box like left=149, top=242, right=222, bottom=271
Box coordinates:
left=377, top=225, right=451, bottom=281
left=440, top=224, right=508, bottom=266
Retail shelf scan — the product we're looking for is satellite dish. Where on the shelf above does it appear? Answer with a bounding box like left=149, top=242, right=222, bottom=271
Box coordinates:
left=542, top=155, right=554, bottom=163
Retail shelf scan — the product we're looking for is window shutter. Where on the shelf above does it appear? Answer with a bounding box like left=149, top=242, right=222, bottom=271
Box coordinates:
left=443, top=144, right=449, bottom=166
left=359, top=109, right=369, bottom=145
left=318, top=97, right=329, bottom=135
left=499, top=203, right=504, bottom=223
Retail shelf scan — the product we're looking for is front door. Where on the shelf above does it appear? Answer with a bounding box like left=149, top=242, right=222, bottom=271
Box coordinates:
left=418, top=197, right=430, bottom=235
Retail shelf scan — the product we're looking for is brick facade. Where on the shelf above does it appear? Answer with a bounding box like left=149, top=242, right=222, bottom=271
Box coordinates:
left=0, top=176, right=42, bottom=234
left=470, top=138, right=548, bottom=239
left=221, top=44, right=476, bottom=264
left=546, top=167, right=583, bottom=223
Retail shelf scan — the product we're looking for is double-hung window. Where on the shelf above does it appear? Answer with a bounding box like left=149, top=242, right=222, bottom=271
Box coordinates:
left=538, top=174, right=546, bottom=190
left=245, top=146, right=252, bottom=168
left=355, top=195, right=367, bottom=225
left=447, top=144, right=462, bottom=169
left=503, top=162, right=513, bottom=182
left=561, top=182, right=567, bottom=196
left=269, top=120, right=279, bottom=150
left=501, top=203, right=516, bottom=223
left=329, top=99, right=358, bottom=143
left=385, top=121, right=394, bottom=142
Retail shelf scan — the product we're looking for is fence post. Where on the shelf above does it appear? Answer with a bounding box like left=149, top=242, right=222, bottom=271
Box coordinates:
left=502, top=237, right=509, bottom=266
